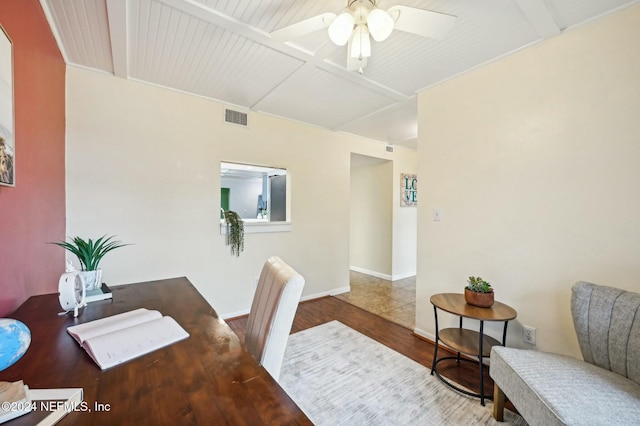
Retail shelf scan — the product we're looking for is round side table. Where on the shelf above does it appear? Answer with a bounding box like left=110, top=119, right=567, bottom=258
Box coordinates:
left=430, top=293, right=517, bottom=406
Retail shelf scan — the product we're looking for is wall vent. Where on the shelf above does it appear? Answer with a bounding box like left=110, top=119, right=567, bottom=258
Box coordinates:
left=224, top=108, right=248, bottom=127
left=385, top=145, right=394, bottom=153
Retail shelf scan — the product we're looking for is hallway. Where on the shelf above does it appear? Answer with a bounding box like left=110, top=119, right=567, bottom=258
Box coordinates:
left=334, top=271, right=416, bottom=330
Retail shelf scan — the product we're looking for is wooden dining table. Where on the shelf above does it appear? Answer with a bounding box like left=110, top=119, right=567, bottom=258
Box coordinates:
left=0, top=277, right=311, bottom=425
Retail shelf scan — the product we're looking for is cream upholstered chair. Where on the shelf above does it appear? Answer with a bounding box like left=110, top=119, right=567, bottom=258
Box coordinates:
left=244, top=256, right=305, bottom=381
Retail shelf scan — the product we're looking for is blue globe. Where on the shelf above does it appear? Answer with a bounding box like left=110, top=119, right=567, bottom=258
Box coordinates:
left=0, top=318, right=31, bottom=371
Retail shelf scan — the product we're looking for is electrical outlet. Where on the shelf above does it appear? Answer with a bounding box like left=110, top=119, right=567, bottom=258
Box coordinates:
left=523, top=325, right=536, bottom=345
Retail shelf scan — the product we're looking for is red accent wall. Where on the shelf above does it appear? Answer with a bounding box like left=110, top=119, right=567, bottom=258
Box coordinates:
left=0, top=0, right=65, bottom=315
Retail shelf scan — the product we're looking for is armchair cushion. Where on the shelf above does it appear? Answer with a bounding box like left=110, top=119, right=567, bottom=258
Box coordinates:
left=490, top=281, right=640, bottom=425
left=491, top=346, right=640, bottom=425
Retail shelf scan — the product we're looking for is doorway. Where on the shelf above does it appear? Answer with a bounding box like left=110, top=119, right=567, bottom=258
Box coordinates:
left=342, top=153, right=416, bottom=329
left=349, top=154, right=392, bottom=276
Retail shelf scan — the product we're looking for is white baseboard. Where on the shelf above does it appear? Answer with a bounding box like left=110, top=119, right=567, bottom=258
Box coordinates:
left=328, top=286, right=351, bottom=296
left=413, top=327, right=435, bottom=342
left=301, top=286, right=351, bottom=300
left=350, top=266, right=392, bottom=280
left=392, top=272, right=416, bottom=281
left=221, top=308, right=251, bottom=320
left=350, top=266, right=415, bottom=282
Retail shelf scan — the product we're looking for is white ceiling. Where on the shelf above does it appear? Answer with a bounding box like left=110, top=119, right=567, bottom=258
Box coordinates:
left=41, top=0, right=639, bottom=150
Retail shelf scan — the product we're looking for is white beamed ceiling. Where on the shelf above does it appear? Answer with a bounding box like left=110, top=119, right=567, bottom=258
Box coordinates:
left=42, top=0, right=639, bottom=149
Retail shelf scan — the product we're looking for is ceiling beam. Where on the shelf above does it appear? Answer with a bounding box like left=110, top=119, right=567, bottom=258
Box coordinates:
left=334, top=97, right=418, bottom=143
left=155, top=0, right=409, bottom=102
left=39, top=0, right=71, bottom=64
left=106, top=0, right=129, bottom=78
left=515, top=0, right=561, bottom=39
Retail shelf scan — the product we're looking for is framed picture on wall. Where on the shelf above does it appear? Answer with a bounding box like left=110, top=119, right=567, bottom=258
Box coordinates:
left=0, top=24, right=14, bottom=187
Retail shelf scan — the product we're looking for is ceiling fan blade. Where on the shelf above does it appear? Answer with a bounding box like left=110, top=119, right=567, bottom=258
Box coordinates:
left=387, top=6, right=456, bottom=40
left=270, top=12, right=336, bottom=42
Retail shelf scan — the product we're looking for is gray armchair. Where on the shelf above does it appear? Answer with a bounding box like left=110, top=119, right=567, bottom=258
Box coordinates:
left=491, top=281, right=640, bottom=425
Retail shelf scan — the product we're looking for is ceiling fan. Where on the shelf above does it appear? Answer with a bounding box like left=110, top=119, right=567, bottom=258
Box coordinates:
left=270, top=0, right=457, bottom=73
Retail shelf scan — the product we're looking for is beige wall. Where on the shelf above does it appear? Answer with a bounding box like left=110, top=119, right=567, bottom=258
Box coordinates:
left=416, top=5, right=640, bottom=356
left=66, top=66, right=417, bottom=317
left=350, top=159, right=393, bottom=277
left=392, top=155, right=418, bottom=279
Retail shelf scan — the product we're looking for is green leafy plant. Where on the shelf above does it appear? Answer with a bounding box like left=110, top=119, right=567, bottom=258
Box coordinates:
left=466, top=276, right=493, bottom=293
left=223, top=210, right=244, bottom=257
left=51, top=235, right=129, bottom=271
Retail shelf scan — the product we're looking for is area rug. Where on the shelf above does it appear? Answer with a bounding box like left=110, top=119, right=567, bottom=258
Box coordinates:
left=279, top=321, right=527, bottom=426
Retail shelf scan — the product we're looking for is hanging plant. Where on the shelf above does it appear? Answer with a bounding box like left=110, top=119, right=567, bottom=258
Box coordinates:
left=223, top=210, right=244, bottom=257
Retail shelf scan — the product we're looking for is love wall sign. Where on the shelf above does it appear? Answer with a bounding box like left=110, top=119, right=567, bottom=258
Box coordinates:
left=400, top=174, right=417, bottom=207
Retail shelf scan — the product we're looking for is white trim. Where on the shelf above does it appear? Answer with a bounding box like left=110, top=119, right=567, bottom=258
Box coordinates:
left=561, top=2, right=640, bottom=33
left=351, top=267, right=417, bottom=282
left=39, top=0, right=70, bottom=63
left=106, top=0, right=129, bottom=78
left=413, top=327, right=435, bottom=342
left=67, top=62, right=116, bottom=77
left=327, top=286, right=350, bottom=296
left=221, top=308, right=251, bottom=320
left=220, top=221, right=291, bottom=234
left=514, top=0, right=561, bottom=39
left=391, top=272, right=416, bottom=281
left=350, top=266, right=392, bottom=280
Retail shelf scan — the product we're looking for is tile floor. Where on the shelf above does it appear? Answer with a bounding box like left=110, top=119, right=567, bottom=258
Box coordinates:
left=334, top=271, right=416, bottom=330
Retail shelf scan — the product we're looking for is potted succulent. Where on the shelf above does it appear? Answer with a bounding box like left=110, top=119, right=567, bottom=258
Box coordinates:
left=465, top=276, right=494, bottom=308
left=223, top=210, right=244, bottom=257
left=51, top=235, right=129, bottom=291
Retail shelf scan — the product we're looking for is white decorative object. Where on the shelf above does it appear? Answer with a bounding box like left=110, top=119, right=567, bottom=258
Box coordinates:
left=65, top=259, right=76, bottom=272
left=58, top=272, right=86, bottom=317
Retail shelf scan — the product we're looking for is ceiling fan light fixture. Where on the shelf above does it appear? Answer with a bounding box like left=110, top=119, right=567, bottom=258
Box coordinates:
left=328, top=11, right=355, bottom=46
left=350, top=24, right=371, bottom=59
left=366, top=8, right=394, bottom=42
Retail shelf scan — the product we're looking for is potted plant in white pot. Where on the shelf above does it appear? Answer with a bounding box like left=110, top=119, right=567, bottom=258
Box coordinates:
left=51, top=235, right=129, bottom=291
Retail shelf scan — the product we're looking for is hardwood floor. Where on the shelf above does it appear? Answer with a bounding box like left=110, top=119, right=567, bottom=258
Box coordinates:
left=227, top=296, right=499, bottom=404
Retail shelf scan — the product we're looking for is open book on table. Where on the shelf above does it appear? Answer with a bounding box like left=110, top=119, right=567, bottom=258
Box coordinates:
left=67, top=308, right=189, bottom=370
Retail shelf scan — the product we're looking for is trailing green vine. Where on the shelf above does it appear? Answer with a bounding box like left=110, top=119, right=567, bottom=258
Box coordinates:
left=223, top=210, right=244, bottom=257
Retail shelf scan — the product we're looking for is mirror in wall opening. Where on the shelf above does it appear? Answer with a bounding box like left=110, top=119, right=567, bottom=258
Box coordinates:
left=220, top=162, right=287, bottom=222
